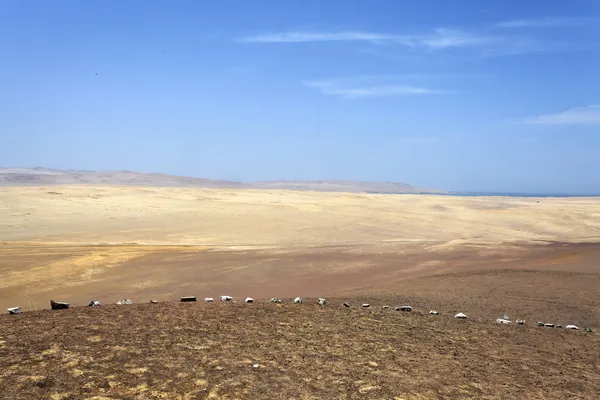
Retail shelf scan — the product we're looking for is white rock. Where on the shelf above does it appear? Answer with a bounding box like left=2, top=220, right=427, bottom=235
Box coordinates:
left=7, top=307, right=21, bottom=314
left=496, top=318, right=511, bottom=324
left=245, top=297, right=254, bottom=303
left=566, top=324, right=579, bottom=330
left=454, top=313, right=468, bottom=319
left=220, top=295, right=233, bottom=302
left=204, top=297, right=214, bottom=302
left=270, top=298, right=282, bottom=303
left=362, top=304, right=370, bottom=308
left=429, top=310, right=440, bottom=315
left=293, top=297, right=302, bottom=304
left=382, top=305, right=389, bottom=309
left=318, top=298, right=327, bottom=305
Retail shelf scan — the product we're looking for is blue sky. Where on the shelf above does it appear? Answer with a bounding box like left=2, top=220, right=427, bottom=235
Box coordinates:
left=1, top=0, right=599, bottom=193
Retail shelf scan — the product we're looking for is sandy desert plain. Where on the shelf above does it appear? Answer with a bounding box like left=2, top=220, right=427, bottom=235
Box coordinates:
left=2, top=184, right=600, bottom=399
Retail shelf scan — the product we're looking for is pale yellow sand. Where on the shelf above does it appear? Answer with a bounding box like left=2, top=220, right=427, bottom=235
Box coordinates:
left=1, top=185, right=599, bottom=247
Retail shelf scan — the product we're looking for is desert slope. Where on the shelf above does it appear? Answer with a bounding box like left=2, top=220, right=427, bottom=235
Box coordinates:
left=1, top=184, right=600, bottom=311
left=1, top=185, right=599, bottom=246
left=2, top=185, right=600, bottom=399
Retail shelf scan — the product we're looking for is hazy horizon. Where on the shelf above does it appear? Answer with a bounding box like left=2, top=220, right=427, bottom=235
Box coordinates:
left=2, top=1, right=600, bottom=194
left=2, top=166, right=600, bottom=196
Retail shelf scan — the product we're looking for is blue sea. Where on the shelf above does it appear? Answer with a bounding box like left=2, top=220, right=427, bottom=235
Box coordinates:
left=438, top=192, right=600, bottom=198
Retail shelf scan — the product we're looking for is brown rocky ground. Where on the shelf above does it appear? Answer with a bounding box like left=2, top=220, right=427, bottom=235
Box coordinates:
left=1, top=294, right=599, bottom=400
left=2, top=243, right=600, bottom=399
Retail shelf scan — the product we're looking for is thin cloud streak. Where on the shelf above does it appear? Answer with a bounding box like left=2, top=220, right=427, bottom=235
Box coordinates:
left=421, top=29, right=496, bottom=48
left=240, top=28, right=498, bottom=49
left=525, top=105, right=600, bottom=125
left=239, top=28, right=556, bottom=57
left=239, top=31, right=404, bottom=44
left=304, top=78, right=447, bottom=99
left=495, top=17, right=594, bottom=28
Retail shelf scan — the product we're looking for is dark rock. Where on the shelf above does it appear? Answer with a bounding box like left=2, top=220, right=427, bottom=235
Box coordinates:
left=50, top=300, right=69, bottom=310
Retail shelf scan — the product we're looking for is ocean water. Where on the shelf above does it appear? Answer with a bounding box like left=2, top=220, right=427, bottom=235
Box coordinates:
left=437, top=192, right=600, bottom=198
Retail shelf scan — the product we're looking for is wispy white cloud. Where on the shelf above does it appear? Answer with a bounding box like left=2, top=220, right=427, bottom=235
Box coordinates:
left=303, top=77, right=448, bottom=99
left=495, top=16, right=593, bottom=28
left=239, top=31, right=404, bottom=44
left=239, top=28, right=554, bottom=57
left=524, top=105, right=600, bottom=125
left=421, top=29, right=497, bottom=49
left=240, top=28, right=497, bottom=49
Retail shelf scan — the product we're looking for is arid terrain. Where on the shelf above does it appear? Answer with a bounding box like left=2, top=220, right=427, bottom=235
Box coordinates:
left=1, top=184, right=600, bottom=399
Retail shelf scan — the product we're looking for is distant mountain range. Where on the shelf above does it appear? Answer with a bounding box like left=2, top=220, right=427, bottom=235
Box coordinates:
left=0, top=167, right=444, bottom=194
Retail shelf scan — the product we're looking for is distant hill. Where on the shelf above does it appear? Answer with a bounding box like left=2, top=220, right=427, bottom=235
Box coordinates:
left=0, top=167, right=247, bottom=189
left=250, top=180, right=438, bottom=194
left=0, top=167, right=444, bottom=194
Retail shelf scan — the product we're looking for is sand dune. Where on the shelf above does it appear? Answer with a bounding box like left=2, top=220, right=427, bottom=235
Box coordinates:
left=1, top=185, right=599, bottom=246
left=1, top=184, right=600, bottom=311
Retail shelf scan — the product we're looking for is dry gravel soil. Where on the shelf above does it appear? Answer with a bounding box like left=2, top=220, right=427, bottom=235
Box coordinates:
left=1, top=300, right=599, bottom=400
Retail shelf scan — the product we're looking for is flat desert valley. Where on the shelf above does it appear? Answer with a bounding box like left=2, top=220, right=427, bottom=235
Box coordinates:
left=2, top=185, right=600, bottom=399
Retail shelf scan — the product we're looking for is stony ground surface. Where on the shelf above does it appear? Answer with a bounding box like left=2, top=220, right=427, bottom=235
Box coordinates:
left=1, top=300, right=599, bottom=400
